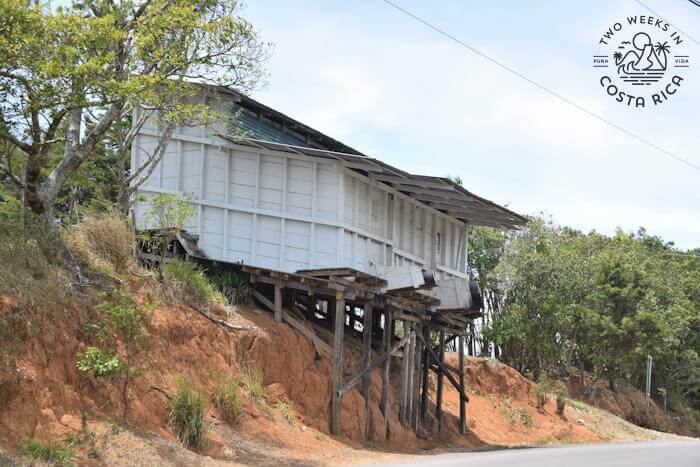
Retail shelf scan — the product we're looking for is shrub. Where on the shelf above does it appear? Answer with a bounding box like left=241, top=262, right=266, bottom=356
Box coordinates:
left=214, top=376, right=242, bottom=423
left=163, top=259, right=225, bottom=305
left=63, top=214, right=135, bottom=278
left=76, top=347, right=123, bottom=378
left=210, top=269, right=250, bottom=305
left=239, top=368, right=264, bottom=403
left=534, top=383, right=550, bottom=411
left=22, top=439, right=73, bottom=466
left=553, top=381, right=568, bottom=417
left=168, top=377, right=210, bottom=450
left=276, top=399, right=295, bottom=426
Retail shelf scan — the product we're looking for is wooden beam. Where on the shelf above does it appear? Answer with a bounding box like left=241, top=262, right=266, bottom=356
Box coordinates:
left=369, top=174, right=455, bottom=191
left=417, top=332, right=470, bottom=404
left=282, top=311, right=331, bottom=356
left=362, top=303, right=373, bottom=442
left=251, top=287, right=274, bottom=311
left=338, top=329, right=415, bottom=397
left=399, top=322, right=411, bottom=424
left=411, top=324, right=423, bottom=431
left=420, top=328, right=430, bottom=423
left=436, top=330, right=445, bottom=431
left=331, top=293, right=345, bottom=436
left=380, top=309, right=393, bottom=439
left=458, top=335, right=467, bottom=435
left=274, top=283, right=283, bottom=323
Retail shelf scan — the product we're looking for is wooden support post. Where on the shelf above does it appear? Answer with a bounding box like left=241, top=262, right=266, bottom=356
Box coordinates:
left=274, top=283, right=283, bottom=323
left=406, top=326, right=416, bottom=424
left=380, top=309, right=393, bottom=439
left=436, top=330, right=445, bottom=431
left=458, top=334, right=467, bottom=435
left=362, top=303, right=373, bottom=442
left=411, top=324, right=423, bottom=431
left=399, top=322, right=411, bottom=424
left=331, top=292, right=345, bottom=436
left=420, top=327, right=430, bottom=423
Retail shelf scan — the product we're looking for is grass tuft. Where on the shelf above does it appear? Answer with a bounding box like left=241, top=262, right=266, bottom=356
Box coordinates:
left=214, top=376, right=243, bottom=424
left=22, top=439, right=73, bottom=466
left=162, top=259, right=225, bottom=305
left=275, top=399, right=295, bottom=426
left=167, top=376, right=210, bottom=450
left=239, top=367, right=264, bottom=403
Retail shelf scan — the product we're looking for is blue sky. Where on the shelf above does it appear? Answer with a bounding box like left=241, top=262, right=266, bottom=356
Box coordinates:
left=242, top=0, right=700, bottom=249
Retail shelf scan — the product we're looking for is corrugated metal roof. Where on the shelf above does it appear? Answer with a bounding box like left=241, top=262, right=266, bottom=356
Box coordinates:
left=231, top=105, right=312, bottom=147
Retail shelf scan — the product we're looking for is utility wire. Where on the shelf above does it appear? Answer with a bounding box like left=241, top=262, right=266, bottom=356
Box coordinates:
left=634, top=0, right=700, bottom=48
left=380, top=0, right=700, bottom=172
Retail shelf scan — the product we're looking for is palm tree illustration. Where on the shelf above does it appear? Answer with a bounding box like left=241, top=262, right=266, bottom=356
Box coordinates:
left=654, top=41, right=670, bottom=69
left=613, top=51, right=625, bottom=74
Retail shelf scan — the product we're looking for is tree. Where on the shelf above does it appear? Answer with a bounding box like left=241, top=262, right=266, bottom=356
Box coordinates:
left=0, top=0, right=268, bottom=221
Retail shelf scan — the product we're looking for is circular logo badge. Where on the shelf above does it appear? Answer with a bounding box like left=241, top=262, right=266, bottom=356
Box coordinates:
left=593, top=15, right=690, bottom=108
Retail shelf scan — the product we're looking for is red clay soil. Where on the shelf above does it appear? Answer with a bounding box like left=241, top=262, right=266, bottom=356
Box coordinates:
left=0, top=294, right=683, bottom=464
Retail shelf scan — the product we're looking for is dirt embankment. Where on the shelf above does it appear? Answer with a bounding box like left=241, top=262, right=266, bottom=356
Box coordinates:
left=0, top=294, right=687, bottom=465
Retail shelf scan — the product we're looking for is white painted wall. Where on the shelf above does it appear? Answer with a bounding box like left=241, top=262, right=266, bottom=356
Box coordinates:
left=133, top=127, right=468, bottom=280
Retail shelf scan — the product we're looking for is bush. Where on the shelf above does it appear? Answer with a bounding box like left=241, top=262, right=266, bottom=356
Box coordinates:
left=76, top=347, right=123, bottom=378
left=210, top=269, right=250, bottom=305
left=553, top=381, right=568, bottom=417
left=534, top=383, right=550, bottom=411
left=239, top=367, right=264, bottom=403
left=163, top=259, right=225, bottom=305
left=63, top=214, right=135, bottom=278
left=168, top=377, right=210, bottom=450
left=213, top=376, right=242, bottom=423
left=22, top=439, right=73, bottom=465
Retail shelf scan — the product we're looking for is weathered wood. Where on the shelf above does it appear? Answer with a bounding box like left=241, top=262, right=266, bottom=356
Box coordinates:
left=362, top=303, right=373, bottom=442
left=420, top=327, right=430, bottom=423
left=417, top=331, right=469, bottom=403
left=380, top=309, right=393, bottom=439
left=331, top=294, right=345, bottom=436
left=411, top=324, right=423, bottom=431
left=399, top=322, right=411, bottom=424
left=282, top=311, right=331, bottom=356
left=338, top=329, right=415, bottom=397
left=274, top=283, right=283, bottom=323
left=251, top=287, right=274, bottom=311
left=458, top=335, right=466, bottom=435
left=406, top=325, right=416, bottom=423
left=436, top=330, right=445, bottom=431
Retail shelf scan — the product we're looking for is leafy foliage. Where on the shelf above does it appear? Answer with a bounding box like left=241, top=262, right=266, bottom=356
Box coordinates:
left=210, top=269, right=250, bottom=305
left=76, top=347, right=123, bottom=378
left=22, top=439, right=73, bottom=466
left=472, top=217, right=700, bottom=417
left=168, top=376, right=210, bottom=450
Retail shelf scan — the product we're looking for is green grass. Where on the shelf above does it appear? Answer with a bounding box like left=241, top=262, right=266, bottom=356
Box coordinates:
left=275, top=399, right=295, bottom=426
left=210, top=269, right=250, bottom=305
left=167, top=377, right=210, bottom=450
left=163, top=259, right=225, bottom=305
left=239, top=368, right=264, bottom=403
left=22, top=439, right=73, bottom=466
left=214, top=376, right=243, bottom=424
left=106, top=418, right=124, bottom=434
left=314, top=432, right=327, bottom=442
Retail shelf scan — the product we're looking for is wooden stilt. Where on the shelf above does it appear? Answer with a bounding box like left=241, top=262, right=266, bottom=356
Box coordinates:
left=420, top=327, right=430, bottom=423
left=399, top=322, right=411, bottom=424
left=362, top=303, right=373, bottom=442
left=436, top=330, right=445, bottom=431
left=331, top=292, right=345, bottom=436
left=274, top=283, right=283, bottom=323
left=406, top=326, right=415, bottom=423
left=380, top=309, right=393, bottom=439
left=458, top=334, right=466, bottom=435
left=411, top=324, right=422, bottom=431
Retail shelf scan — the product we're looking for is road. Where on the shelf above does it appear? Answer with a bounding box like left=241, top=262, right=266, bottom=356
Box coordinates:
left=379, top=440, right=700, bottom=467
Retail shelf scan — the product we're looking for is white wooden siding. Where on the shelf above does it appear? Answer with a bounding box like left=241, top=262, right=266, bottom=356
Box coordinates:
left=134, top=129, right=468, bottom=279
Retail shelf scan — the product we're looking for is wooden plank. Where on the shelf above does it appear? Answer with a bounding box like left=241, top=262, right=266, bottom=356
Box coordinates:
left=274, top=283, right=283, bottom=323
left=331, top=294, right=345, bottom=436
left=380, top=309, right=393, bottom=439
left=417, top=332, right=469, bottom=404
left=362, top=304, right=373, bottom=442
left=411, top=324, right=422, bottom=431
left=458, top=335, right=467, bottom=435
left=251, top=287, right=274, bottom=311
left=406, top=326, right=416, bottom=424
left=436, top=330, right=445, bottom=431
left=282, top=312, right=331, bottom=356
left=420, top=327, right=430, bottom=423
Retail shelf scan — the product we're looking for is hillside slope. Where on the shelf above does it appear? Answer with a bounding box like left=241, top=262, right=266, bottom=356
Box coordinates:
left=0, top=291, right=688, bottom=465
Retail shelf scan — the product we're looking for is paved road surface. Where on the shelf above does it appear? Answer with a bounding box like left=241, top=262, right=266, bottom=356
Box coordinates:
left=380, top=440, right=700, bottom=467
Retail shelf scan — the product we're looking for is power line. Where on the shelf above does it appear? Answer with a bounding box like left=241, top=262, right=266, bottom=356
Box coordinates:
left=634, top=0, right=700, bottom=48
left=380, top=0, right=700, bottom=172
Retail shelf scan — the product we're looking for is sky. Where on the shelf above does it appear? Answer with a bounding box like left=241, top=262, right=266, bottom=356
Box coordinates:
left=241, top=0, right=700, bottom=249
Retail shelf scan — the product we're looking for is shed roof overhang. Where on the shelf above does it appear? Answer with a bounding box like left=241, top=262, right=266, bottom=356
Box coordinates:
left=216, top=134, right=527, bottom=229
